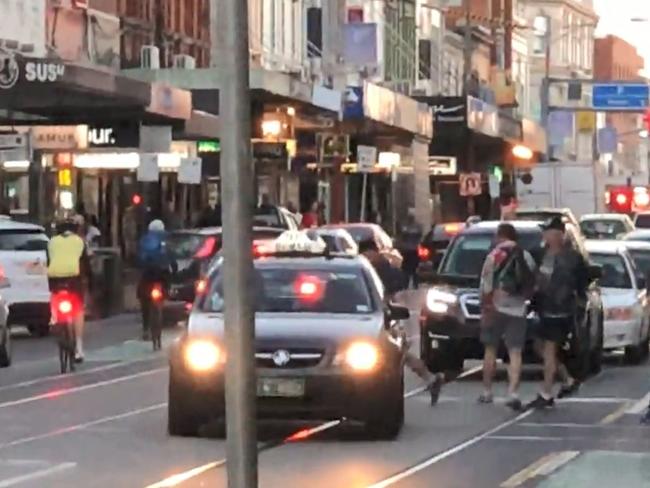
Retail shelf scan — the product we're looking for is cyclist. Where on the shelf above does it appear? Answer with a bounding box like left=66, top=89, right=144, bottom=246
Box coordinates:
left=47, top=216, right=91, bottom=363
left=137, top=219, right=175, bottom=340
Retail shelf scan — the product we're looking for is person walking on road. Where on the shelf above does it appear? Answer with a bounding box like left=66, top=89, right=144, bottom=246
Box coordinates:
left=527, top=217, right=587, bottom=409
left=478, top=223, right=536, bottom=411
left=397, top=209, right=423, bottom=289
left=359, top=239, right=444, bottom=405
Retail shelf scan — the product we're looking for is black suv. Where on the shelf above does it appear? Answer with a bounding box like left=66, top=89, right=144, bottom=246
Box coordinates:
left=419, top=221, right=604, bottom=380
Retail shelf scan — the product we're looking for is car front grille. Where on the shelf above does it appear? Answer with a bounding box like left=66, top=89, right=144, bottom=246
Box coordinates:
left=460, top=294, right=481, bottom=319
left=255, top=348, right=324, bottom=369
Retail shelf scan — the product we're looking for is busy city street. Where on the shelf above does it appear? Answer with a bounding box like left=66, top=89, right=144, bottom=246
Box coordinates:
left=0, top=289, right=648, bottom=488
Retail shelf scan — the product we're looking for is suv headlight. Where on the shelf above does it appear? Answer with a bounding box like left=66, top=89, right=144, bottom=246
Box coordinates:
left=185, top=340, right=224, bottom=372
left=340, top=341, right=380, bottom=372
left=426, top=288, right=457, bottom=314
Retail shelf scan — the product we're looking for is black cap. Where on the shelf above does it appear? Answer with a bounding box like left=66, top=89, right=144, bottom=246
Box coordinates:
left=541, top=216, right=565, bottom=232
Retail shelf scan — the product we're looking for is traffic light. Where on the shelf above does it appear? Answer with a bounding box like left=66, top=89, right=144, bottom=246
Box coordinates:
left=132, top=194, right=143, bottom=206
left=607, top=186, right=633, bottom=213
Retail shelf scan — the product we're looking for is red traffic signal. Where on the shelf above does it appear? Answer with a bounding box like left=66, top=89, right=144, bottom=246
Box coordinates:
left=132, top=194, right=142, bottom=206
left=607, top=187, right=633, bottom=213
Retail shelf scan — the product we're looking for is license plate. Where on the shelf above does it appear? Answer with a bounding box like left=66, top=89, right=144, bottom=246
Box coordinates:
left=430, top=339, right=439, bottom=349
left=257, top=378, right=305, bottom=398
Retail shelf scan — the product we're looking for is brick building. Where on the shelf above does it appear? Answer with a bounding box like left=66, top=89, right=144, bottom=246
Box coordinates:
left=117, top=0, right=210, bottom=69
left=594, top=35, right=645, bottom=175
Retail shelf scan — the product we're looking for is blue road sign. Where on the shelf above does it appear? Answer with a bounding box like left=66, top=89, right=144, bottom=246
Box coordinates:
left=592, top=83, right=649, bottom=111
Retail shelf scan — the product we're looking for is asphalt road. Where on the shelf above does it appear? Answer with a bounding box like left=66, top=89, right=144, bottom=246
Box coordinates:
left=1, top=291, right=649, bottom=488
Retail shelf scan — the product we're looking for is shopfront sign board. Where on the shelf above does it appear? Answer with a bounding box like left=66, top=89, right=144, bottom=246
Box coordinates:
left=178, top=157, right=202, bottom=184
left=357, top=145, right=377, bottom=173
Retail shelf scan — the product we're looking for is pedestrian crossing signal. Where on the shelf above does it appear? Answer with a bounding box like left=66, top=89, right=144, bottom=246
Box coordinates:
left=57, top=169, right=72, bottom=187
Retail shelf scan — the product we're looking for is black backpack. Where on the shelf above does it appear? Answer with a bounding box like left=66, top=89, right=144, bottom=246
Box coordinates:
left=494, top=246, right=535, bottom=298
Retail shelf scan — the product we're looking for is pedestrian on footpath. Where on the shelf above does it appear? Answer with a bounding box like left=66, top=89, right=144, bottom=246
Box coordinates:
left=478, top=223, right=536, bottom=411
left=359, top=239, right=444, bottom=405
left=527, top=217, right=587, bottom=409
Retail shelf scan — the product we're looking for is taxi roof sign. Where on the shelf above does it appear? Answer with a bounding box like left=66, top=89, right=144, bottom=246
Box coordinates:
left=274, top=230, right=327, bottom=254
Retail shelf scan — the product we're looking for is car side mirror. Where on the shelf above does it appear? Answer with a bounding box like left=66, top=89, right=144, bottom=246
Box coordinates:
left=388, top=304, right=410, bottom=322
left=588, top=264, right=602, bottom=281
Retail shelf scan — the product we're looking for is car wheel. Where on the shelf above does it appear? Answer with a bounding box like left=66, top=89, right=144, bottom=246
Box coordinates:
left=0, top=327, right=11, bottom=368
left=28, top=324, right=50, bottom=338
left=589, top=316, right=604, bottom=375
left=364, top=373, right=404, bottom=440
left=167, top=370, right=202, bottom=437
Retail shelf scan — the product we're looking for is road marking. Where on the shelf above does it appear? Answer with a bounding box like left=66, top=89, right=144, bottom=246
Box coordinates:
left=500, top=451, right=579, bottom=487
left=404, top=364, right=483, bottom=399
left=487, top=435, right=563, bottom=441
left=519, top=422, right=610, bottom=429
left=0, top=356, right=164, bottom=393
left=0, top=462, right=76, bottom=487
left=626, top=392, right=650, bottom=414
left=0, top=368, right=166, bottom=410
left=600, top=401, right=634, bottom=425
left=366, top=410, right=533, bottom=488
left=0, top=403, right=165, bottom=450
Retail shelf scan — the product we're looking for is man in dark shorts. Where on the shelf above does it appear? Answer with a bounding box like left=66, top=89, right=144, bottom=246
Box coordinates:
left=528, top=217, right=588, bottom=409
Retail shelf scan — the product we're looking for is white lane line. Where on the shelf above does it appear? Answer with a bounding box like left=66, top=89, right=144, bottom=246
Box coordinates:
left=404, top=364, right=483, bottom=399
left=500, top=451, right=579, bottom=488
left=0, top=368, right=166, bottom=410
left=519, top=422, right=610, bottom=429
left=0, top=462, right=76, bottom=487
left=0, top=356, right=165, bottom=393
left=626, top=392, right=650, bottom=414
left=366, top=410, right=533, bottom=488
left=0, top=403, right=165, bottom=451
left=600, top=401, right=634, bottom=425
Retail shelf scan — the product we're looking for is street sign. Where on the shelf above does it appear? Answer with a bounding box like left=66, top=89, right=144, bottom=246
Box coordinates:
left=592, top=83, right=649, bottom=111
left=357, top=145, right=377, bottom=173
left=137, top=153, right=159, bottom=182
left=459, top=172, right=482, bottom=197
left=0, top=134, right=26, bottom=150
left=178, top=157, right=202, bottom=184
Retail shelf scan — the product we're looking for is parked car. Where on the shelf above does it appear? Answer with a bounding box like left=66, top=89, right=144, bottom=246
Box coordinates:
left=515, top=207, right=579, bottom=227
left=623, top=230, right=650, bottom=243
left=416, top=222, right=465, bottom=279
left=0, top=218, right=51, bottom=337
left=579, top=213, right=634, bottom=240
left=163, top=226, right=285, bottom=319
left=254, top=206, right=299, bottom=230
left=634, top=211, right=650, bottom=229
left=309, top=228, right=358, bottom=255
left=585, top=240, right=650, bottom=363
left=322, top=223, right=403, bottom=268
left=419, top=220, right=604, bottom=380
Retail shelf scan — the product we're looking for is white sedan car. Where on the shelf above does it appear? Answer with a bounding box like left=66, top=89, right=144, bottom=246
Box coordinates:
left=586, top=240, right=650, bottom=363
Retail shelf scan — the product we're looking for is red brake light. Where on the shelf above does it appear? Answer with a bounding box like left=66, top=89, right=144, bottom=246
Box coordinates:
left=442, top=223, right=462, bottom=235
left=417, top=245, right=431, bottom=261
left=151, top=286, right=164, bottom=302
left=615, top=193, right=628, bottom=205
left=194, top=237, right=217, bottom=259
left=253, top=241, right=272, bottom=257
left=294, top=275, right=324, bottom=302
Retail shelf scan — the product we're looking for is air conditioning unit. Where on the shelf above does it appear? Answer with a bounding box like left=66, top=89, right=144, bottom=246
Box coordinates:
left=141, top=45, right=160, bottom=69
left=173, top=54, right=196, bottom=70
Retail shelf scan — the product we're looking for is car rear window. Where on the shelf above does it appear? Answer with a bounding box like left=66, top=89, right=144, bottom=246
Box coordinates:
left=580, top=220, right=627, bottom=239
left=0, top=230, right=48, bottom=251
left=339, top=226, right=374, bottom=244
left=590, top=253, right=632, bottom=289
left=202, top=265, right=374, bottom=314
left=628, top=250, right=650, bottom=276
left=636, top=214, right=650, bottom=229
left=166, top=233, right=219, bottom=259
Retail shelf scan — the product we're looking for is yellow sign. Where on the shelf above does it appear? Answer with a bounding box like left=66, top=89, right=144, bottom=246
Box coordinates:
left=58, top=169, right=72, bottom=187
left=576, top=111, right=596, bottom=132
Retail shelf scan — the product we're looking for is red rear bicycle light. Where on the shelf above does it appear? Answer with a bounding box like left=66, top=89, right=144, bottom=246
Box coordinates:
left=194, top=236, right=217, bottom=259
left=58, top=300, right=73, bottom=315
left=195, top=279, right=207, bottom=295
left=151, top=286, right=163, bottom=302
left=51, top=291, right=81, bottom=322
left=417, top=245, right=431, bottom=261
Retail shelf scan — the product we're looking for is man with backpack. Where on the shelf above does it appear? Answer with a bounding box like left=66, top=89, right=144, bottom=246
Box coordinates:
left=479, top=223, right=536, bottom=411
left=137, top=219, right=175, bottom=340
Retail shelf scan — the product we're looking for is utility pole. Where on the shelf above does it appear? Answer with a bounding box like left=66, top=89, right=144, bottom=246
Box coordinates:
left=540, top=17, right=552, bottom=159
left=214, top=0, right=258, bottom=486
left=462, top=0, right=475, bottom=215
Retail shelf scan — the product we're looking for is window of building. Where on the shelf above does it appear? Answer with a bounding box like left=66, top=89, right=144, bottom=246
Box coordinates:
left=418, top=39, right=431, bottom=80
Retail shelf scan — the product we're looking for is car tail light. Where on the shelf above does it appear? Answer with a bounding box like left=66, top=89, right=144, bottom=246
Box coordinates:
left=195, top=278, right=207, bottom=295
left=253, top=241, right=272, bottom=257
left=194, top=236, right=218, bottom=259
left=150, top=285, right=164, bottom=302
left=417, top=245, right=431, bottom=261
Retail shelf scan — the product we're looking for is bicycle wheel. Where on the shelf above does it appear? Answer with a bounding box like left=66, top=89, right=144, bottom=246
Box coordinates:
left=150, top=306, right=162, bottom=351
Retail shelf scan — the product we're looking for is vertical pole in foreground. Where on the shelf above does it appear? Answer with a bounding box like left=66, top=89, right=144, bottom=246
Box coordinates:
left=215, top=0, right=258, bottom=486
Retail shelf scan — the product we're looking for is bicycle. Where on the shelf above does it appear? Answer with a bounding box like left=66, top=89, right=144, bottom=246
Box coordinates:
left=51, top=290, right=81, bottom=374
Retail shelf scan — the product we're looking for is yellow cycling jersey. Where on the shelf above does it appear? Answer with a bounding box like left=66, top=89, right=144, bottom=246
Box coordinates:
left=47, top=234, right=85, bottom=278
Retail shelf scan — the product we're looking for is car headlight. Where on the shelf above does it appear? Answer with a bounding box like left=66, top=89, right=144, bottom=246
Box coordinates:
left=185, top=340, right=223, bottom=372
left=606, top=306, right=635, bottom=321
left=426, top=288, right=457, bottom=314
left=344, top=341, right=379, bottom=372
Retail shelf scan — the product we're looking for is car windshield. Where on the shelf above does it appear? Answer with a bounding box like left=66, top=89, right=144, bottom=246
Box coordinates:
left=0, top=230, right=48, bottom=251
left=166, top=233, right=217, bottom=259
left=635, top=214, right=650, bottom=229
left=623, top=231, right=650, bottom=243
left=201, top=264, right=374, bottom=314
left=440, top=232, right=542, bottom=277
left=590, top=253, right=632, bottom=289
left=580, top=220, right=627, bottom=239
left=628, top=250, right=650, bottom=276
